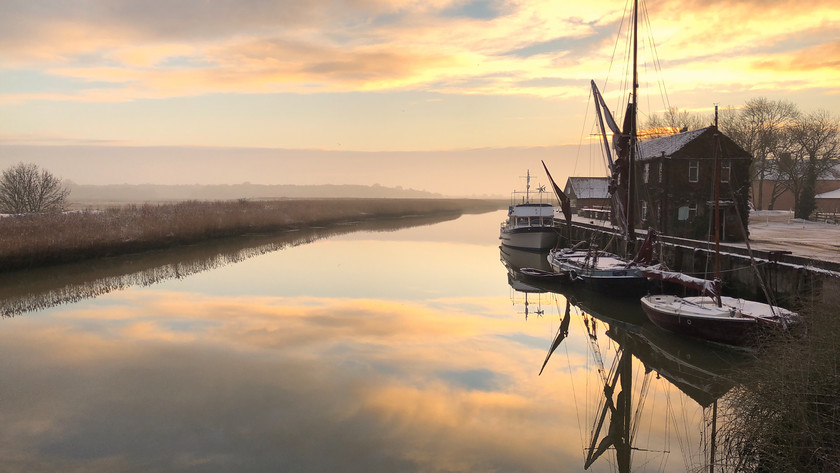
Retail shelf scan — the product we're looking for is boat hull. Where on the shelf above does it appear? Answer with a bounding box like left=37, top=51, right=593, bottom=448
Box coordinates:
left=500, top=227, right=559, bottom=251
left=640, top=295, right=759, bottom=346
left=548, top=250, right=647, bottom=297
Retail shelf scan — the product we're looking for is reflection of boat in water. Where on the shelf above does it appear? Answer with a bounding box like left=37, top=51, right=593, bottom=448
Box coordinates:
left=499, top=170, right=560, bottom=251
left=500, top=246, right=553, bottom=319
left=500, top=245, right=570, bottom=293
left=540, top=287, right=747, bottom=472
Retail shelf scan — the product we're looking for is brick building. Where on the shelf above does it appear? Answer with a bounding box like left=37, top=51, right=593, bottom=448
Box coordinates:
left=635, top=126, right=752, bottom=241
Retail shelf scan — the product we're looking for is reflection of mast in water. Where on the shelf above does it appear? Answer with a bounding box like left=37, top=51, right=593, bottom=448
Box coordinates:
left=540, top=291, right=746, bottom=472
left=583, top=320, right=638, bottom=473
left=506, top=272, right=546, bottom=320
left=500, top=245, right=553, bottom=320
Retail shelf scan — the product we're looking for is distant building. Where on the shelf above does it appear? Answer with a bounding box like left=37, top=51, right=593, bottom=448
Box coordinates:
left=635, top=126, right=751, bottom=242
left=564, top=177, right=610, bottom=215
left=751, top=164, right=840, bottom=211
left=816, top=188, right=840, bottom=214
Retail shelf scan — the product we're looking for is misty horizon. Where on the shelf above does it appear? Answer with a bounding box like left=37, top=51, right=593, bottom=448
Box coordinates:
left=0, top=143, right=589, bottom=199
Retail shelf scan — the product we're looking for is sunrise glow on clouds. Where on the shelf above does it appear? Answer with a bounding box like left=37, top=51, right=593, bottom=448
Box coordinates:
left=1, top=0, right=838, bottom=151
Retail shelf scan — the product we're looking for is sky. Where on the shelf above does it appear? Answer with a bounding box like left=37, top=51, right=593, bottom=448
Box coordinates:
left=1, top=0, right=839, bottom=196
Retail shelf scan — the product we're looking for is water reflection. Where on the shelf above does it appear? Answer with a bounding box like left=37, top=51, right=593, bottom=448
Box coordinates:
left=0, top=210, right=751, bottom=472
left=501, top=248, right=749, bottom=472
left=0, top=214, right=458, bottom=317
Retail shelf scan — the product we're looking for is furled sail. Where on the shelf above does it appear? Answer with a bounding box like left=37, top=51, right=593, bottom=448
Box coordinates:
left=642, top=267, right=722, bottom=306
left=591, top=81, right=634, bottom=237
left=541, top=160, right=572, bottom=228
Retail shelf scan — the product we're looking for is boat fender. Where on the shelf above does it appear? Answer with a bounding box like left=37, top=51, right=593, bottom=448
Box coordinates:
left=729, top=309, right=736, bottom=318
left=569, top=270, right=580, bottom=281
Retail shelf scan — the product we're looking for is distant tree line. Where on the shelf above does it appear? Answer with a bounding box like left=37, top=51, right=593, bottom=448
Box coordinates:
left=644, top=98, right=840, bottom=219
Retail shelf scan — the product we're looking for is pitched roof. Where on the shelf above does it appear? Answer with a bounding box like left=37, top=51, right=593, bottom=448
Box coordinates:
left=816, top=188, right=840, bottom=199
left=638, top=127, right=710, bottom=161
left=565, top=177, right=609, bottom=199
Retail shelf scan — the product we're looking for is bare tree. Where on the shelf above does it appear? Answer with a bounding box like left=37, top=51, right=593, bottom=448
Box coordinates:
left=642, top=107, right=708, bottom=139
left=789, top=110, right=840, bottom=218
left=0, top=162, right=70, bottom=214
left=719, top=97, right=800, bottom=210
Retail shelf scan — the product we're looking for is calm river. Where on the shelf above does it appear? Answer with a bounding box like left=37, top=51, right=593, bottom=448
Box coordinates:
left=0, top=209, right=746, bottom=472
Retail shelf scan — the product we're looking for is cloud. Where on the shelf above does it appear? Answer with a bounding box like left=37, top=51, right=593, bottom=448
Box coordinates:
left=0, top=0, right=838, bottom=152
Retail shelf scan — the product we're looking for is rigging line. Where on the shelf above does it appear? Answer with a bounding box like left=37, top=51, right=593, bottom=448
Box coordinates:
left=677, top=389, right=699, bottom=471
left=572, top=87, right=598, bottom=179
left=630, top=368, right=653, bottom=446
left=665, top=385, right=692, bottom=471
left=727, top=182, right=781, bottom=311
left=562, top=321, right=588, bottom=463
left=657, top=382, right=672, bottom=473
left=603, top=0, right=633, bottom=97
left=639, top=0, right=671, bottom=114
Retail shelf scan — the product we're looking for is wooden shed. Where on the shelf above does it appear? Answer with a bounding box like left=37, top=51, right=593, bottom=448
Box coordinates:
left=564, top=177, right=610, bottom=217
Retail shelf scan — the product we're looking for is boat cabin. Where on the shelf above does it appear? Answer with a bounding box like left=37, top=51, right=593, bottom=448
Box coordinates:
left=506, top=203, right=556, bottom=228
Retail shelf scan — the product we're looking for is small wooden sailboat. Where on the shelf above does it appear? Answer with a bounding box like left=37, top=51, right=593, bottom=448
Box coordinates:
left=641, top=111, right=798, bottom=346
left=641, top=291, right=796, bottom=346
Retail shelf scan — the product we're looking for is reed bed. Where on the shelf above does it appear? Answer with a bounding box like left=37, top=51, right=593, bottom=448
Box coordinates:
left=717, top=291, right=840, bottom=472
left=0, top=198, right=501, bottom=271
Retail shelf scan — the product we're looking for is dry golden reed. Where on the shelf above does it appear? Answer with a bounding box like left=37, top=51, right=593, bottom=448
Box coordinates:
left=0, top=198, right=501, bottom=271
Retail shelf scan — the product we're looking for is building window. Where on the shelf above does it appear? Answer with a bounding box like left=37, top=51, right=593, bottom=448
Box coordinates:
left=688, top=203, right=698, bottom=219
left=641, top=201, right=648, bottom=221
left=643, top=163, right=650, bottom=183
left=721, top=160, right=731, bottom=183
left=678, top=203, right=699, bottom=221
left=688, top=160, right=699, bottom=183
left=657, top=162, right=663, bottom=183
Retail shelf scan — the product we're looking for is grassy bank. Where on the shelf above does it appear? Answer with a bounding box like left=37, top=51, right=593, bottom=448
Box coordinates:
left=0, top=198, right=503, bottom=272
left=717, top=291, right=840, bottom=472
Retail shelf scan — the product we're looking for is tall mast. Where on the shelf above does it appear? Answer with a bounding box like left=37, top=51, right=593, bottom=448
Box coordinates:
left=525, top=169, right=531, bottom=203
left=713, top=105, right=722, bottom=308
left=713, top=106, right=721, bottom=279
left=627, top=0, right=638, bottom=242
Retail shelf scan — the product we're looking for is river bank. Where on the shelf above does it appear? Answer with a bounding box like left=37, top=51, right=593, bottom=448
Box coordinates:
left=0, top=198, right=504, bottom=272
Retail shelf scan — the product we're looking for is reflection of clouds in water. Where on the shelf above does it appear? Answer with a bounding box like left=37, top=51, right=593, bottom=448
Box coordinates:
left=0, top=292, right=583, bottom=472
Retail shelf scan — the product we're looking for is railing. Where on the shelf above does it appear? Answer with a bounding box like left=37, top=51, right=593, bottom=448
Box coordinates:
left=578, top=208, right=611, bottom=221
left=814, top=211, right=839, bottom=224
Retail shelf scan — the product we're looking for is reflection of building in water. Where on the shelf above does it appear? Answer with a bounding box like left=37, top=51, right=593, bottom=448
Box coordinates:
left=0, top=214, right=457, bottom=317
left=539, top=290, right=748, bottom=472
